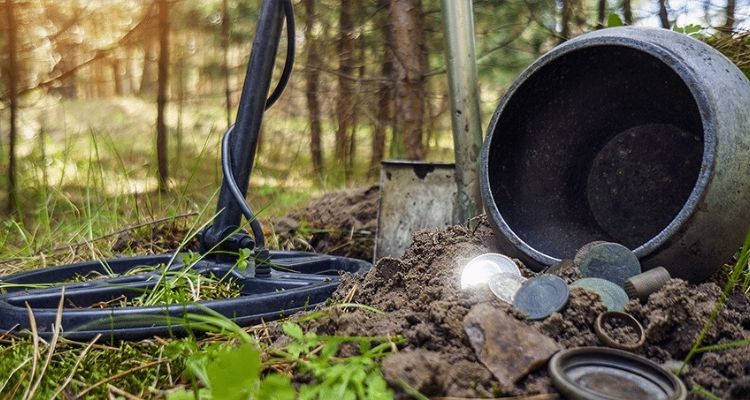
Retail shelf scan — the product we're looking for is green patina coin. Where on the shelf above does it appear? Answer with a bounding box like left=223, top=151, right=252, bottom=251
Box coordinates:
left=571, top=277, right=630, bottom=311
left=577, top=242, right=641, bottom=287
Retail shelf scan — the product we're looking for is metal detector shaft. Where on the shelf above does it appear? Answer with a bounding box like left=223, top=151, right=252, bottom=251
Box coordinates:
left=204, top=0, right=284, bottom=249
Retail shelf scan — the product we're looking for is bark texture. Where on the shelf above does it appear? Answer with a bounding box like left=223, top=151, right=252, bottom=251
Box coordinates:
left=389, top=0, right=424, bottom=160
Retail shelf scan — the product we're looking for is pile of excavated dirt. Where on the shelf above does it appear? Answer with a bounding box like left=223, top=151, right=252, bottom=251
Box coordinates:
left=301, top=216, right=750, bottom=399
left=270, top=186, right=379, bottom=260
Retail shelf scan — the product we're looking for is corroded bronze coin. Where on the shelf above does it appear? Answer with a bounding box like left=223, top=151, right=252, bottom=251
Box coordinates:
left=571, top=278, right=630, bottom=312
left=578, top=242, right=641, bottom=287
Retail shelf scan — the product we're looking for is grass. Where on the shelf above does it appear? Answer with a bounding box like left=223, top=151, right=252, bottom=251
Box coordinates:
left=0, top=96, right=427, bottom=399
left=679, top=227, right=750, bottom=398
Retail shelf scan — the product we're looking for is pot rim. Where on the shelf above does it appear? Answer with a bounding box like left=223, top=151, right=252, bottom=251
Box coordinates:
left=480, top=27, right=717, bottom=267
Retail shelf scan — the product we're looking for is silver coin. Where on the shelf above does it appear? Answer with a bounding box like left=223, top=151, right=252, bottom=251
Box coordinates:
left=461, top=253, right=521, bottom=289
left=488, top=272, right=527, bottom=304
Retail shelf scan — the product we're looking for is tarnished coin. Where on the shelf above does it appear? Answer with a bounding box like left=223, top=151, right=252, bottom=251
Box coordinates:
left=488, top=272, right=527, bottom=304
left=461, top=253, right=521, bottom=289
left=571, top=277, right=630, bottom=312
left=513, top=275, right=569, bottom=320
left=578, top=242, right=641, bottom=287
left=574, top=241, right=606, bottom=267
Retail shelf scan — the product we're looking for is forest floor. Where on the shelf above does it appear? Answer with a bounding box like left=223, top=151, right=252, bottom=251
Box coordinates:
left=0, top=186, right=749, bottom=399
left=0, top=97, right=749, bottom=399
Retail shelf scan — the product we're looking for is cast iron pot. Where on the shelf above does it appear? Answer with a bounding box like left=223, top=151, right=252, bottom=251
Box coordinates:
left=480, top=27, right=750, bottom=282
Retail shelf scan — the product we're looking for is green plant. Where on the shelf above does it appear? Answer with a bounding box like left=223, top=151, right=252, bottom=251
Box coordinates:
left=164, top=308, right=403, bottom=400
left=681, top=227, right=750, bottom=374
left=279, top=321, right=399, bottom=400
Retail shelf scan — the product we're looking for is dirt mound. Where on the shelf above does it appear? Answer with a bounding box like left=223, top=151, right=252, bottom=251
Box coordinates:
left=303, top=216, right=750, bottom=399
left=270, top=186, right=379, bottom=260
left=627, top=280, right=750, bottom=396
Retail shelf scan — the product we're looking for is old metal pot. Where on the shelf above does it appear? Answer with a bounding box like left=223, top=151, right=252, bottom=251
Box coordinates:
left=480, top=27, right=750, bottom=282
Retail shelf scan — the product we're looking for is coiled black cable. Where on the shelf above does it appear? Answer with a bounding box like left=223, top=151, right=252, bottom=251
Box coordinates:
left=221, top=0, right=295, bottom=251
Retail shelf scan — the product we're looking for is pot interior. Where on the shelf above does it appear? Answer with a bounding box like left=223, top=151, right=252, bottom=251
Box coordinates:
left=487, top=45, right=704, bottom=259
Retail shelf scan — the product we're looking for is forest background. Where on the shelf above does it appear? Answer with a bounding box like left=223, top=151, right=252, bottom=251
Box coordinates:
left=0, top=0, right=749, bottom=257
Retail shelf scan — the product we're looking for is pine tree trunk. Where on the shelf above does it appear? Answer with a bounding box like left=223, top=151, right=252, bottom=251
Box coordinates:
left=597, top=0, right=606, bottom=28
left=336, top=0, right=355, bottom=176
left=389, top=0, right=424, bottom=160
left=140, top=34, right=157, bottom=96
left=156, top=0, right=170, bottom=191
left=112, top=54, right=125, bottom=96
left=4, top=0, right=19, bottom=213
left=560, top=0, right=571, bottom=43
left=221, top=0, right=232, bottom=126
left=370, top=0, right=392, bottom=177
left=623, top=0, right=633, bottom=24
left=347, top=36, right=365, bottom=182
left=304, top=0, right=324, bottom=180
left=658, top=0, right=669, bottom=28
left=723, top=0, right=736, bottom=32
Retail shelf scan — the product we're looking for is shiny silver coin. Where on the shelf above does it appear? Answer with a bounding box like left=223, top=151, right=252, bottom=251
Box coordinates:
left=461, top=253, right=521, bottom=289
left=488, top=272, right=527, bottom=304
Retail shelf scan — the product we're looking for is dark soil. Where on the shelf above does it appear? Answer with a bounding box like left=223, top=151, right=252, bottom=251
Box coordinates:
left=602, top=316, right=641, bottom=346
left=296, top=214, right=750, bottom=399
left=270, top=185, right=379, bottom=260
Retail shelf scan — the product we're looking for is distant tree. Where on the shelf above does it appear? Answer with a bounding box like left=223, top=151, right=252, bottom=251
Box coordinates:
left=221, top=0, right=232, bottom=126
left=304, top=0, right=324, bottom=180
left=658, top=0, right=670, bottom=28
left=369, top=0, right=392, bottom=176
left=335, top=0, right=356, bottom=178
left=560, top=0, right=572, bottom=42
left=140, top=34, right=158, bottom=96
left=623, top=0, right=633, bottom=24
left=3, top=0, right=19, bottom=213
left=723, top=0, right=736, bottom=32
left=156, top=0, right=170, bottom=191
left=597, top=0, right=606, bottom=28
left=389, top=0, right=425, bottom=160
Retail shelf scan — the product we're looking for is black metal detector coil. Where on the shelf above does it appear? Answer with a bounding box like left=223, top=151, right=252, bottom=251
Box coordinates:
left=0, top=0, right=371, bottom=341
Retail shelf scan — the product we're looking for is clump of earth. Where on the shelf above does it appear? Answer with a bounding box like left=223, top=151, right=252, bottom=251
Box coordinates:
left=277, top=188, right=749, bottom=399
left=270, top=185, right=379, bottom=260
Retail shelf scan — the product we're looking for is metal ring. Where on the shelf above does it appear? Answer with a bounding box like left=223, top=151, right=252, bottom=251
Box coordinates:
left=594, top=311, right=645, bottom=352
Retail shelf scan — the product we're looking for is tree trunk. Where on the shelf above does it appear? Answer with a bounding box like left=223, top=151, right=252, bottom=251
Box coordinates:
left=4, top=0, right=19, bottom=213
left=140, top=34, right=157, bottom=96
left=658, top=0, right=669, bottom=28
left=175, top=49, right=185, bottom=175
left=622, top=0, right=633, bottom=24
left=722, top=0, right=736, bottom=32
left=560, top=0, right=571, bottom=43
left=156, top=0, right=170, bottom=191
left=348, top=33, right=365, bottom=182
left=221, top=0, right=232, bottom=126
left=370, top=0, right=392, bottom=177
left=336, top=0, right=355, bottom=176
left=112, top=54, right=125, bottom=96
left=389, top=0, right=424, bottom=160
left=303, top=0, right=324, bottom=180
left=597, top=0, right=606, bottom=29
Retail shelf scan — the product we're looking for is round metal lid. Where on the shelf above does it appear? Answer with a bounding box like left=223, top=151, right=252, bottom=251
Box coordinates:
left=549, top=347, right=687, bottom=400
